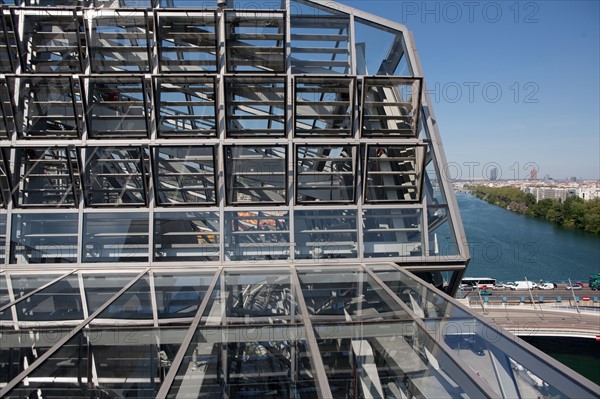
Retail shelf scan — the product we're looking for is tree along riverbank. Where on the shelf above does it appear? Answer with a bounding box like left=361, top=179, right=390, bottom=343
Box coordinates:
left=465, top=185, right=600, bottom=234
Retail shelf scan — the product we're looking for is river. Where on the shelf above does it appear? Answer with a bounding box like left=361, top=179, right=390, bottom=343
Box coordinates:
left=456, top=192, right=600, bottom=283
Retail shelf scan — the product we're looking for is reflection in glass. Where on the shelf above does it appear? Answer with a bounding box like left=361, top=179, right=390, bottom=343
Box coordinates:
left=213, top=270, right=299, bottom=325
left=5, top=327, right=187, bottom=398
left=154, top=272, right=214, bottom=321
left=97, top=274, right=152, bottom=320
left=290, top=9, right=350, bottom=74
left=365, top=145, right=426, bottom=203
left=11, top=147, right=79, bottom=207
left=225, top=146, right=287, bottom=204
left=295, top=209, right=357, bottom=259
left=297, top=268, right=409, bottom=322
left=86, top=78, right=150, bottom=138
left=313, top=320, right=476, bottom=399
left=363, top=208, right=422, bottom=258
left=224, top=211, right=289, bottom=261
left=10, top=213, right=78, bottom=264
left=10, top=77, right=82, bottom=139
left=83, top=147, right=148, bottom=206
left=167, top=326, right=320, bottom=398
left=154, top=212, right=219, bottom=262
left=83, top=212, right=149, bottom=262
left=295, top=77, right=354, bottom=137
left=225, top=11, right=285, bottom=72
left=362, top=77, right=422, bottom=137
left=154, top=146, right=216, bottom=205
left=156, top=78, right=216, bottom=138
left=225, top=77, right=286, bottom=137
left=91, top=12, right=152, bottom=73
left=15, top=274, right=83, bottom=321
left=83, top=273, right=137, bottom=315
left=20, top=13, right=84, bottom=73
left=158, top=12, right=217, bottom=72
left=296, top=145, right=356, bottom=204
left=0, top=213, right=6, bottom=263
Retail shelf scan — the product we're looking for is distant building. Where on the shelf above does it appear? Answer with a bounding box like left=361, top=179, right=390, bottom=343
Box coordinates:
left=529, top=168, right=538, bottom=180
left=531, top=187, right=568, bottom=202
left=490, top=167, right=498, bottom=181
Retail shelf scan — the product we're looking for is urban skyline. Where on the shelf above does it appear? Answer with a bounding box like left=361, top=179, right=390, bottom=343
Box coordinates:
left=340, top=0, right=600, bottom=180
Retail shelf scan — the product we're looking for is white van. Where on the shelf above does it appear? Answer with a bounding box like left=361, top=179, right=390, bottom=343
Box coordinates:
left=510, top=281, right=536, bottom=290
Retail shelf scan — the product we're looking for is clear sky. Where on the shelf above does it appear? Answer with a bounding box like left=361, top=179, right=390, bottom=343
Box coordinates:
left=341, top=0, right=600, bottom=180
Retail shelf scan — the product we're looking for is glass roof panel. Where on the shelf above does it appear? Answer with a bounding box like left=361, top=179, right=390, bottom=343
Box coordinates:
left=297, top=267, right=410, bottom=322
left=4, top=326, right=187, bottom=398
left=83, top=273, right=138, bottom=315
left=96, top=273, right=153, bottom=320
left=165, top=325, right=321, bottom=398
left=14, top=274, right=83, bottom=322
left=224, top=211, right=290, bottom=261
left=313, top=320, right=484, bottom=398
left=154, top=271, right=215, bottom=321
left=369, top=265, right=470, bottom=319
left=214, top=269, right=299, bottom=325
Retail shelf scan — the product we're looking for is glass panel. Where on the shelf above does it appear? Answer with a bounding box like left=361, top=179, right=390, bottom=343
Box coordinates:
left=159, top=0, right=216, bottom=7
left=86, top=77, right=150, bottom=139
left=82, top=273, right=137, bottom=315
left=297, top=267, right=409, bottom=322
left=354, top=18, right=403, bottom=75
left=0, top=213, right=6, bottom=263
left=294, top=209, right=357, bottom=259
left=83, top=147, right=148, bottom=206
left=224, top=211, right=289, bottom=261
left=156, top=77, right=216, bottom=138
left=225, top=146, right=287, bottom=204
left=290, top=10, right=350, bottom=74
left=154, top=211, right=219, bottom=262
left=157, top=12, right=217, bottom=72
left=364, top=145, right=426, bottom=203
left=362, top=77, right=422, bottom=137
left=0, top=15, right=18, bottom=73
left=370, top=265, right=470, bottom=319
left=10, top=213, right=78, bottom=264
left=225, top=10, right=285, bottom=72
left=212, top=270, right=299, bottom=325
left=90, top=12, right=152, bottom=72
left=225, top=76, right=286, bottom=137
left=0, top=274, right=8, bottom=308
left=363, top=208, right=423, bottom=258
left=296, top=145, right=356, bottom=204
left=11, top=147, right=79, bottom=207
left=0, top=327, right=73, bottom=389
left=313, top=320, right=480, bottom=398
left=21, top=12, right=84, bottom=73
left=295, top=77, right=354, bottom=137
left=15, top=274, right=83, bottom=321
left=0, top=79, right=13, bottom=139
left=8, top=274, right=60, bottom=304
left=154, top=271, right=215, bottom=321
left=428, top=206, right=459, bottom=257
left=83, top=212, right=149, bottom=262
left=154, top=146, right=216, bottom=205
left=9, top=77, right=82, bottom=139
left=4, top=327, right=187, bottom=398
left=96, top=274, right=152, bottom=320
left=166, top=325, right=321, bottom=398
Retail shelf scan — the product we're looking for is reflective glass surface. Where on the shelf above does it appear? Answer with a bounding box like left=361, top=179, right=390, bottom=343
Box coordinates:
left=154, top=271, right=215, bottom=321
left=83, top=212, right=149, bottom=262
left=295, top=209, right=357, bottom=259
left=15, top=274, right=83, bottom=321
left=154, top=212, right=220, bottom=262
left=224, top=211, right=289, bottom=261
left=10, top=213, right=78, bottom=264
left=363, top=208, right=422, bottom=258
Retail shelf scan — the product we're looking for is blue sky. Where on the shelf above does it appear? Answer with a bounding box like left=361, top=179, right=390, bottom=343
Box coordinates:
left=342, top=0, right=600, bottom=180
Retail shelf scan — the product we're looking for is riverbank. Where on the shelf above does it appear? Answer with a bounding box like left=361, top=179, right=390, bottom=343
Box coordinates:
left=464, top=185, right=600, bottom=234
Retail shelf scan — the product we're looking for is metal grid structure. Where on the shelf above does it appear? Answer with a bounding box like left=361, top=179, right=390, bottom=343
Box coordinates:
left=0, top=0, right=598, bottom=397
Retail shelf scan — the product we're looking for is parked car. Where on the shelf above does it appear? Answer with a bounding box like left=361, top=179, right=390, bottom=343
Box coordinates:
left=566, top=283, right=583, bottom=290
left=510, top=281, right=536, bottom=290
left=538, top=283, right=556, bottom=290
left=479, top=290, right=493, bottom=296
left=505, top=282, right=516, bottom=289
left=492, top=284, right=506, bottom=290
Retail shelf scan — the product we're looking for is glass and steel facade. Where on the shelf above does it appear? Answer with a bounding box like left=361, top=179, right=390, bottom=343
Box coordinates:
left=0, top=0, right=597, bottom=397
